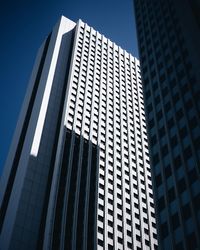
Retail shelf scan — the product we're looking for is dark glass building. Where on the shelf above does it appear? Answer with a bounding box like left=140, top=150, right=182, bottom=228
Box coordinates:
left=133, top=0, right=200, bottom=249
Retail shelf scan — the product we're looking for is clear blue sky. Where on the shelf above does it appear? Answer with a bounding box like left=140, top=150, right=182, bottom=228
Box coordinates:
left=0, top=0, right=138, bottom=175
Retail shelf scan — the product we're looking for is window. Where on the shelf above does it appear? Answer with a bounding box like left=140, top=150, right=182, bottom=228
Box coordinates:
left=171, top=213, right=180, bottom=230
left=168, top=187, right=176, bottom=202
left=98, top=239, right=103, bottom=247
left=161, top=222, right=168, bottom=239
left=181, top=204, right=191, bottom=220
left=158, top=196, right=165, bottom=211
left=177, top=178, right=186, bottom=193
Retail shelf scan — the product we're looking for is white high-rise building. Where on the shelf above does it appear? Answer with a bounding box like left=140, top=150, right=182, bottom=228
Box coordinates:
left=0, top=16, right=158, bottom=250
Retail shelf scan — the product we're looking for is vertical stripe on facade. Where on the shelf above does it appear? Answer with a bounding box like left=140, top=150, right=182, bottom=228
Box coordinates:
left=0, top=33, right=51, bottom=232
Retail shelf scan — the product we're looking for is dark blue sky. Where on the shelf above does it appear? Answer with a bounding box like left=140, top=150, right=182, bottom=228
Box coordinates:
left=0, top=0, right=138, bottom=175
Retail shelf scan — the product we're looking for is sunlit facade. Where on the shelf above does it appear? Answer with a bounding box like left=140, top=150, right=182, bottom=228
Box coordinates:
left=0, top=16, right=157, bottom=250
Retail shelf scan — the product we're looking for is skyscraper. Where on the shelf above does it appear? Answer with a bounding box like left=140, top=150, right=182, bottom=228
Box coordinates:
left=133, top=0, right=200, bottom=249
left=0, top=16, right=158, bottom=250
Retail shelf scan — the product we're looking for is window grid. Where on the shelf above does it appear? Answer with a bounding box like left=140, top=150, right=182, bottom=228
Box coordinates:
left=65, top=20, right=157, bottom=250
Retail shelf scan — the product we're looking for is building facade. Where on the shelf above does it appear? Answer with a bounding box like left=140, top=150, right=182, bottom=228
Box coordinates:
left=0, top=16, right=157, bottom=250
left=133, top=0, right=200, bottom=249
